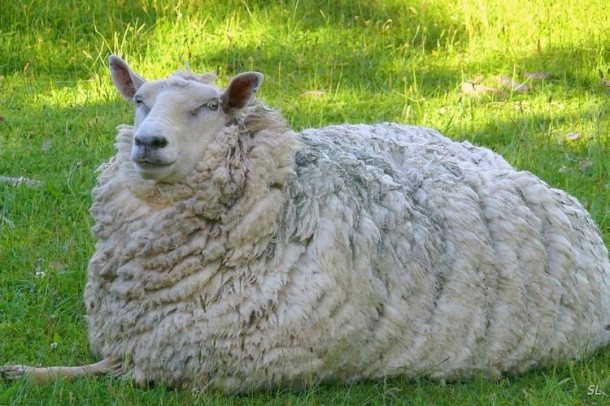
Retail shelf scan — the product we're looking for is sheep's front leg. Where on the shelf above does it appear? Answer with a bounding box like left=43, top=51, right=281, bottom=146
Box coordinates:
left=0, top=358, right=122, bottom=384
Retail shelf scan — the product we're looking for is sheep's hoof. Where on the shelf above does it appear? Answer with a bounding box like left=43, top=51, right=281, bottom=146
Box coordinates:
left=0, top=364, right=58, bottom=384
left=0, top=365, right=32, bottom=382
left=0, top=358, right=123, bottom=385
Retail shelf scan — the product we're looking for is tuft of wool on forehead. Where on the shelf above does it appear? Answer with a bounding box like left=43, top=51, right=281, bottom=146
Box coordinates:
left=167, top=70, right=218, bottom=86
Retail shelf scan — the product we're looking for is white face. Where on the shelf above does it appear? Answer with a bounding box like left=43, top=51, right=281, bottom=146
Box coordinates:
left=130, top=78, right=227, bottom=182
left=109, top=55, right=263, bottom=184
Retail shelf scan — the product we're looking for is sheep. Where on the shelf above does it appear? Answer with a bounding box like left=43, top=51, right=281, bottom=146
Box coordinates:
left=2, top=55, right=609, bottom=393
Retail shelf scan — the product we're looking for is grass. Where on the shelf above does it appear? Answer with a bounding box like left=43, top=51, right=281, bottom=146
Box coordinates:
left=1, top=0, right=609, bottom=404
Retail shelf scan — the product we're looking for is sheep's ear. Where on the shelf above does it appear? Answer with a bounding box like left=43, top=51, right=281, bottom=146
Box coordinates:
left=109, top=55, right=146, bottom=100
left=221, top=72, right=264, bottom=116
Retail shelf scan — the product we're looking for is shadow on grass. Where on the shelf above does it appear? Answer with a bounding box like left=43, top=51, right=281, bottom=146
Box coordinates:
left=2, top=41, right=608, bottom=219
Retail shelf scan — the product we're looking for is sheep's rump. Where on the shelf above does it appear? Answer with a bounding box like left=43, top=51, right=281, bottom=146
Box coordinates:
left=86, top=122, right=610, bottom=392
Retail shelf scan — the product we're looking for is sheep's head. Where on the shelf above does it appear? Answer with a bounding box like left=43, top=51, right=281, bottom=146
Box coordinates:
left=109, top=55, right=263, bottom=183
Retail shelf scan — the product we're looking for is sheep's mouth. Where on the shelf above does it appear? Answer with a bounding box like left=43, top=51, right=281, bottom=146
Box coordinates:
left=132, top=159, right=176, bottom=177
left=132, top=157, right=176, bottom=168
left=134, top=160, right=175, bottom=168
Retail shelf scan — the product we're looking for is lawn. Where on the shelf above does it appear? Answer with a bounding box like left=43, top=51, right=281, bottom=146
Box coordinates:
left=1, top=0, right=609, bottom=404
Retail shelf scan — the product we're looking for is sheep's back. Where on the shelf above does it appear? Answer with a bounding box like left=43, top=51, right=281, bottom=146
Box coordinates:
left=288, top=123, right=610, bottom=379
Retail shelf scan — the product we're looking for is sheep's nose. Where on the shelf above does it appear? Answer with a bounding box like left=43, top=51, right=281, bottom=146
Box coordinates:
left=134, top=134, right=168, bottom=149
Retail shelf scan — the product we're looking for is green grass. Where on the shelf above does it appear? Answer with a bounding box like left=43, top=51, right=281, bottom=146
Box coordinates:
left=1, top=0, right=609, bottom=404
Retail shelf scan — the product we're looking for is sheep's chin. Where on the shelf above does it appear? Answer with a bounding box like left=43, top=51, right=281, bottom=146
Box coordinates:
left=133, top=161, right=176, bottom=181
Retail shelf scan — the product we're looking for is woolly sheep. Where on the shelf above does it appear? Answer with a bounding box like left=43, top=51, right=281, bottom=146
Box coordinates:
left=2, top=55, right=609, bottom=393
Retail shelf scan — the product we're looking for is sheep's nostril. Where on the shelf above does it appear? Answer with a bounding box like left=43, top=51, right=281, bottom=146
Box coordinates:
left=134, top=135, right=168, bottom=149
left=151, top=137, right=168, bottom=148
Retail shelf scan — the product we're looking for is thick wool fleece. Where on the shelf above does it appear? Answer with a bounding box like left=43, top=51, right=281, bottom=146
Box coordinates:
left=85, top=102, right=610, bottom=392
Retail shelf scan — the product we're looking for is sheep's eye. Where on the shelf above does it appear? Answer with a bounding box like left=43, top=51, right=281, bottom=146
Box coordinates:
left=134, top=96, right=146, bottom=107
left=191, top=100, right=220, bottom=117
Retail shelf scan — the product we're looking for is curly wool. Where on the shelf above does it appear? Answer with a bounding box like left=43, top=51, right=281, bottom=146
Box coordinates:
left=85, top=101, right=610, bottom=392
